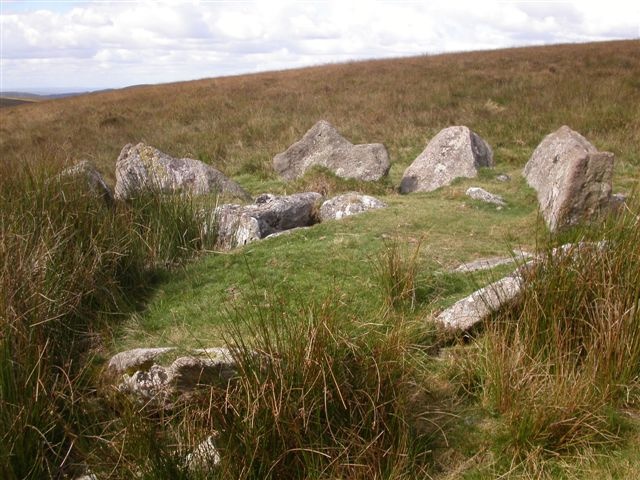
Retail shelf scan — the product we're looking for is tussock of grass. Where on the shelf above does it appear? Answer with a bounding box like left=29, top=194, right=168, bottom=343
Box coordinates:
left=466, top=196, right=640, bottom=470
left=0, top=160, right=215, bottom=478
left=210, top=295, right=433, bottom=479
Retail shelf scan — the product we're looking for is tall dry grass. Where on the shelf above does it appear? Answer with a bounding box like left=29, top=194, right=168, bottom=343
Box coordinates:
left=0, top=157, right=215, bottom=479
left=473, top=197, right=640, bottom=464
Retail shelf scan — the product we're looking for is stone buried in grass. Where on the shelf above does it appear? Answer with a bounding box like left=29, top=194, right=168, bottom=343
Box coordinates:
left=436, top=273, right=523, bottom=331
left=319, top=192, right=387, bottom=220
left=465, top=187, right=506, bottom=206
left=114, top=142, right=250, bottom=201
left=273, top=120, right=390, bottom=181
left=523, top=125, right=614, bottom=232
left=107, top=347, right=176, bottom=374
left=400, top=126, right=494, bottom=193
left=58, top=160, right=114, bottom=205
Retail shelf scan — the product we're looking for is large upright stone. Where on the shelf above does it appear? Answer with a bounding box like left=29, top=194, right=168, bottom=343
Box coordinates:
left=273, top=120, right=390, bottom=181
left=115, top=143, right=250, bottom=201
left=400, top=126, right=493, bottom=193
left=523, top=126, right=614, bottom=232
left=215, top=192, right=323, bottom=249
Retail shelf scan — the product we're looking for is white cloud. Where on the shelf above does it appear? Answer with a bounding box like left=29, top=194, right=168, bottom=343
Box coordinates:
left=0, top=0, right=637, bottom=91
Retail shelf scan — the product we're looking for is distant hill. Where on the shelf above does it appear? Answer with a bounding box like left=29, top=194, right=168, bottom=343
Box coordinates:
left=0, top=97, right=38, bottom=108
left=0, top=89, right=122, bottom=108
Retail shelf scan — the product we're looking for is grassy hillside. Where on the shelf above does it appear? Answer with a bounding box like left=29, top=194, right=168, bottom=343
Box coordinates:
left=1, top=40, right=639, bottom=479
left=1, top=40, right=638, bottom=190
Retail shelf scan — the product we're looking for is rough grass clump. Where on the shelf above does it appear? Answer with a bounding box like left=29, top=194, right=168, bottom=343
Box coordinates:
left=0, top=159, right=216, bottom=479
left=208, top=296, right=433, bottom=479
left=373, top=236, right=423, bottom=313
left=475, top=194, right=640, bottom=462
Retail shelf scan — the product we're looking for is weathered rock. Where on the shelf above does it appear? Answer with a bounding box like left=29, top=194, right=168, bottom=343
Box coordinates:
left=215, top=192, right=322, bottom=249
left=114, top=143, right=250, bottom=201
left=108, top=347, right=175, bottom=374
left=453, top=250, right=533, bottom=273
left=400, top=126, right=494, bottom=193
left=170, top=356, right=236, bottom=390
left=465, top=187, right=506, bottom=206
left=116, top=351, right=240, bottom=402
left=440, top=241, right=610, bottom=330
left=523, top=126, right=614, bottom=232
left=119, top=365, right=172, bottom=401
left=273, top=120, right=390, bottom=181
left=608, top=193, right=627, bottom=214
left=185, top=435, right=221, bottom=472
left=59, top=160, right=114, bottom=205
left=319, top=192, right=387, bottom=221
left=436, top=274, right=523, bottom=330
left=495, top=174, right=511, bottom=182
left=74, top=474, right=98, bottom=480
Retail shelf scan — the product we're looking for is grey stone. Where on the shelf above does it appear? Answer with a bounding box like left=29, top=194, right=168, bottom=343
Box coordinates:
left=400, top=126, right=494, bottom=193
left=454, top=250, right=533, bottom=273
left=215, top=192, right=322, bottom=249
left=319, top=192, right=387, bottom=221
left=523, top=126, right=614, bottom=232
left=495, top=174, right=511, bottom=182
left=436, top=273, right=523, bottom=330
left=74, top=474, right=98, bottom=480
left=118, top=365, right=172, bottom=401
left=273, top=120, right=390, bottom=181
left=114, top=143, right=250, bottom=201
left=108, top=347, right=175, bottom=374
left=170, top=355, right=237, bottom=390
left=609, top=193, right=627, bottom=214
left=185, top=435, right=221, bottom=472
left=58, top=160, right=114, bottom=205
left=465, top=187, right=506, bottom=206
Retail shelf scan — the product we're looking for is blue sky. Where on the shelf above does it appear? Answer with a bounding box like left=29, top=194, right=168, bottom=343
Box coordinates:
left=1, top=0, right=638, bottom=93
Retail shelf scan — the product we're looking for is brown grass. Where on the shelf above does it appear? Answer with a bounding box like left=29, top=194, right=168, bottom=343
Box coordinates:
left=1, top=40, right=638, bottom=191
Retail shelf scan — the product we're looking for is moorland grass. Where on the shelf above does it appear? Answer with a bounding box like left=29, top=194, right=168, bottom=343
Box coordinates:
left=1, top=40, right=640, bottom=479
left=0, top=159, right=215, bottom=479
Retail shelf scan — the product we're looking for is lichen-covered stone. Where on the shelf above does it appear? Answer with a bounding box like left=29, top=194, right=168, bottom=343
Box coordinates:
left=319, top=192, right=387, bottom=220
left=114, top=143, right=250, bottom=201
left=108, top=347, right=175, bottom=374
left=465, top=187, right=506, bottom=206
left=215, top=192, right=322, bottom=249
left=400, top=126, right=493, bottom=193
left=523, top=126, right=614, bottom=232
left=273, top=120, right=390, bottom=181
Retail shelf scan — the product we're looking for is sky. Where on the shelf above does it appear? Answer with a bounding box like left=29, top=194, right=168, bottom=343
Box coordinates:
left=1, top=0, right=638, bottom=94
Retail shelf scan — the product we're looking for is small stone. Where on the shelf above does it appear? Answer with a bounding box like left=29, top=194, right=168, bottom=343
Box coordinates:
left=495, top=174, right=511, bottom=182
left=436, top=273, right=523, bottom=330
left=465, top=187, right=506, bottom=206
left=185, top=435, right=221, bottom=472
left=58, top=160, right=114, bottom=205
left=108, top=347, right=175, bottom=374
left=319, top=192, right=387, bottom=221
